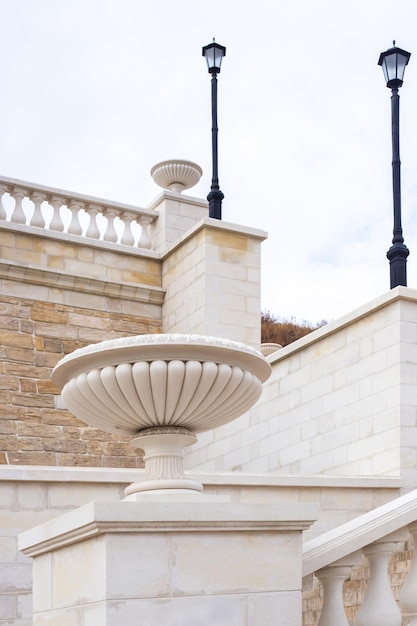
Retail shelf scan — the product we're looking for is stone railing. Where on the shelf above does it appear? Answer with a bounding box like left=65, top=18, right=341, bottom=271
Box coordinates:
left=303, top=489, right=417, bottom=626
left=0, top=175, right=158, bottom=250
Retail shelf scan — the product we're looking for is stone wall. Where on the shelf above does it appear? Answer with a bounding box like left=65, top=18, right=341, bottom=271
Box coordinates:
left=186, top=288, right=417, bottom=491
left=161, top=218, right=266, bottom=349
left=0, top=293, right=161, bottom=467
left=0, top=224, right=164, bottom=468
left=0, top=203, right=266, bottom=468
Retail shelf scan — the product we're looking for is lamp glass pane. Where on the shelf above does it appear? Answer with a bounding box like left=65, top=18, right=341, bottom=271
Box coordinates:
left=204, top=47, right=216, bottom=70
left=383, top=52, right=398, bottom=82
left=396, top=55, right=408, bottom=81
left=213, top=46, right=224, bottom=69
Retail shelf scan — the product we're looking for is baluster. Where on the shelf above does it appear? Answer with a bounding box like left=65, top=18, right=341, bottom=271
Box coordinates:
left=315, top=552, right=361, bottom=626
left=29, top=191, right=46, bottom=228
left=353, top=533, right=404, bottom=626
left=11, top=188, right=26, bottom=224
left=316, top=565, right=351, bottom=626
left=0, top=184, right=9, bottom=220
left=120, top=212, right=135, bottom=246
left=48, top=196, right=65, bottom=232
left=85, top=204, right=101, bottom=240
left=399, top=522, right=417, bottom=625
left=137, top=215, right=153, bottom=249
left=67, top=200, right=84, bottom=235
left=103, top=209, right=118, bottom=243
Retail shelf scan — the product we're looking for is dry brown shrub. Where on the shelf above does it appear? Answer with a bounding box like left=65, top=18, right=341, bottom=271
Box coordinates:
left=261, top=311, right=327, bottom=347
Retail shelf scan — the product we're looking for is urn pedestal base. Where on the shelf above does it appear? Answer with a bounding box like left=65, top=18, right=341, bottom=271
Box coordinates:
left=125, top=426, right=203, bottom=496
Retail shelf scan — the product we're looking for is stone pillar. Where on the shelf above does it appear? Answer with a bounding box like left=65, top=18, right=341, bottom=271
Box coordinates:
left=148, top=191, right=209, bottom=253
left=161, top=217, right=267, bottom=349
left=19, top=499, right=315, bottom=626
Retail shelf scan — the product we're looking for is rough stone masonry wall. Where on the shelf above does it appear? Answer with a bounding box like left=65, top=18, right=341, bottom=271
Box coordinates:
left=0, top=294, right=161, bottom=467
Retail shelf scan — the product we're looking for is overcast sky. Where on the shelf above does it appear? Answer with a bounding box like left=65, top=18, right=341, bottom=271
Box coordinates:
left=2, top=0, right=417, bottom=323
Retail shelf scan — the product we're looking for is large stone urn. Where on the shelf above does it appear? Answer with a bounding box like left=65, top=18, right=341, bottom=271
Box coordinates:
left=52, top=334, right=271, bottom=496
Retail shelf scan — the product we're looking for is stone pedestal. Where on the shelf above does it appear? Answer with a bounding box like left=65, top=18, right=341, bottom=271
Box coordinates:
left=19, top=499, right=316, bottom=626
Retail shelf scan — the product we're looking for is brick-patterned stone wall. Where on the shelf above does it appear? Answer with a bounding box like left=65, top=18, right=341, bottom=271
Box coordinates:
left=186, top=289, right=417, bottom=489
left=0, top=294, right=161, bottom=467
left=0, top=229, right=162, bottom=290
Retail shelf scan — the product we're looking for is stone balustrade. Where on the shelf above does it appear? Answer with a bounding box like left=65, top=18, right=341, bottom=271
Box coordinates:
left=0, top=175, right=157, bottom=250
left=303, top=489, right=417, bottom=626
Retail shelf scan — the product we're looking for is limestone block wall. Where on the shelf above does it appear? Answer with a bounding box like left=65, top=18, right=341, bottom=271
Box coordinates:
left=0, top=207, right=267, bottom=467
left=0, top=228, right=163, bottom=300
left=161, top=218, right=266, bottom=349
left=0, top=227, right=163, bottom=467
left=148, top=191, right=208, bottom=253
left=185, top=288, right=417, bottom=490
left=0, top=192, right=266, bottom=467
left=0, top=468, right=128, bottom=625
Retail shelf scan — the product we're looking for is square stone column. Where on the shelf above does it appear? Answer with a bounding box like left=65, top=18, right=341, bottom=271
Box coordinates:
left=161, top=218, right=267, bottom=350
left=19, top=499, right=315, bottom=626
left=148, top=190, right=209, bottom=253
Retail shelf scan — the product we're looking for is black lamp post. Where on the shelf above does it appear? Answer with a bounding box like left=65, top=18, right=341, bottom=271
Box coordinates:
left=202, top=40, right=226, bottom=219
left=378, top=42, right=411, bottom=288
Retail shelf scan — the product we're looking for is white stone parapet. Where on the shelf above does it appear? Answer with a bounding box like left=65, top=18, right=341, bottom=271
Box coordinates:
left=186, top=286, right=417, bottom=484
left=0, top=175, right=157, bottom=250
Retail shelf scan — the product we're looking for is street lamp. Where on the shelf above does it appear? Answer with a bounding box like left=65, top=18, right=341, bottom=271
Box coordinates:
left=378, top=42, right=411, bottom=288
left=202, top=40, right=226, bottom=219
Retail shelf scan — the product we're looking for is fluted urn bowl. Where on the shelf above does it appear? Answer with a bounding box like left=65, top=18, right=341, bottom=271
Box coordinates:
left=150, top=159, right=203, bottom=192
left=52, top=334, right=271, bottom=496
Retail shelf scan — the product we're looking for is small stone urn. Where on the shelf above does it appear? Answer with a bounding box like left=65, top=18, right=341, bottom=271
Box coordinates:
left=52, top=334, right=271, bottom=496
left=150, top=159, right=202, bottom=192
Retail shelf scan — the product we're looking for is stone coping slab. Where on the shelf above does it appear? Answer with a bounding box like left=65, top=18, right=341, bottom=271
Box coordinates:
left=0, top=465, right=402, bottom=488
left=269, top=285, right=417, bottom=363
left=19, top=500, right=317, bottom=557
left=162, top=216, right=268, bottom=259
left=0, top=222, right=161, bottom=258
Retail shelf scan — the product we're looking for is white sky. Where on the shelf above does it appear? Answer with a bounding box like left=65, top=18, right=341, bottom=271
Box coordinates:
left=1, top=0, right=417, bottom=323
